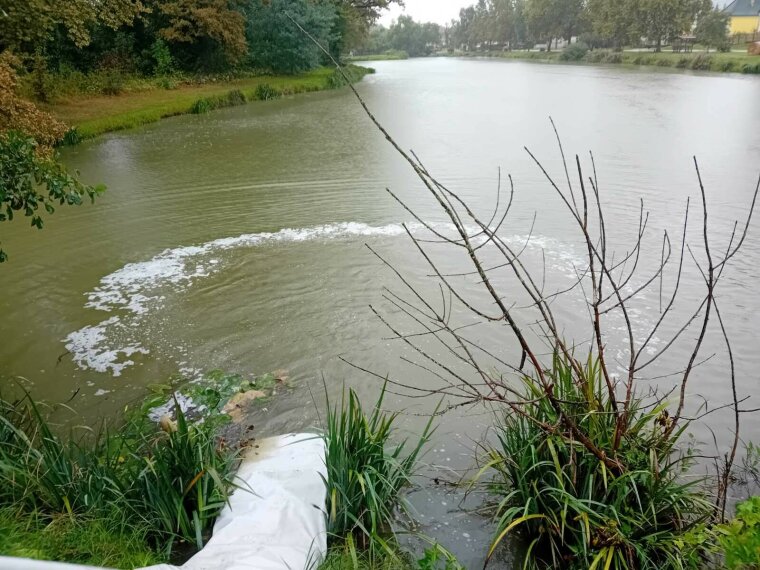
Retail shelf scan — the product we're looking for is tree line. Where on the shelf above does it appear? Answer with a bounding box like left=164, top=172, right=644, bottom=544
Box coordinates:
left=0, top=0, right=401, bottom=77
left=362, top=0, right=732, bottom=57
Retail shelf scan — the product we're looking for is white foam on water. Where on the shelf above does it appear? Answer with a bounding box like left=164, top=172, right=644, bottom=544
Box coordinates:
left=64, top=316, right=149, bottom=376
left=62, top=221, right=659, bottom=379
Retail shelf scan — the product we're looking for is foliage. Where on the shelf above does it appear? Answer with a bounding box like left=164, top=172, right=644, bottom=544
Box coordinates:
left=157, top=0, right=248, bottom=70
left=695, top=8, right=731, bottom=53
left=323, top=383, right=435, bottom=550
left=718, top=497, right=760, bottom=569
left=0, top=0, right=145, bottom=52
left=151, top=39, right=176, bottom=76
left=246, top=0, right=337, bottom=74
left=0, top=509, right=163, bottom=569
left=525, top=0, right=587, bottom=48
left=560, top=41, right=590, bottom=61
left=0, top=53, right=68, bottom=149
left=386, top=16, right=442, bottom=58
left=0, top=131, right=105, bottom=262
left=636, top=0, right=711, bottom=51
left=481, top=355, right=714, bottom=569
left=0, top=391, right=240, bottom=557
left=131, top=398, right=240, bottom=552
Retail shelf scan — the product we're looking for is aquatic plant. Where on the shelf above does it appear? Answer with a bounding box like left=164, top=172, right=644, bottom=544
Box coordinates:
left=718, top=496, right=760, bottom=568
left=481, top=354, right=713, bottom=569
left=323, top=383, right=435, bottom=552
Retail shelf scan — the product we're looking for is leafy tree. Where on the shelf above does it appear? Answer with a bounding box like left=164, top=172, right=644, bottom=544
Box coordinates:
left=636, top=0, right=710, bottom=51
left=0, top=0, right=146, bottom=52
left=695, top=7, right=730, bottom=52
left=387, top=15, right=441, bottom=57
left=246, top=0, right=337, bottom=74
left=0, top=131, right=105, bottom=262
left=587, top=0, right=639, bottom=49
left=524, top=0, right=587, bottom=51
left=156, top=0, right=248, bottom=69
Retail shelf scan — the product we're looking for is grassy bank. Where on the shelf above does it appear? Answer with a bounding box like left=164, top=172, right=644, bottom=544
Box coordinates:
left=346, top=50, right=409, bottom=62
left=448, top=49, right=760, bottom=74
left=40, top=66, right=373, bottom=143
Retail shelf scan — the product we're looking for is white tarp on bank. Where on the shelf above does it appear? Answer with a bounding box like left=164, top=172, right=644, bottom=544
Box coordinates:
left=1, top=433, right=328, bottom=570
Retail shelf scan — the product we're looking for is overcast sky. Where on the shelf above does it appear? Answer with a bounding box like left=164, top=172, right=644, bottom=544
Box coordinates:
left=378, top=0, right=471, bottom=26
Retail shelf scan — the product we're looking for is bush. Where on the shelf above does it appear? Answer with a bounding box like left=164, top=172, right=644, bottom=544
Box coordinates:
left=719, top=497, right=760, bottom=568
left=323, top=383, right=435, bottom=550
left=603, top=52, right=623, bottom=64
left=741, top=61, right=760, bottom=74
left=560, top=42, right=589, bottom=62
left=676, top=56, right=691, bottom=69
left=151, top=39, right=175, bottom=76
left=481, top=355, right=714, bottom=570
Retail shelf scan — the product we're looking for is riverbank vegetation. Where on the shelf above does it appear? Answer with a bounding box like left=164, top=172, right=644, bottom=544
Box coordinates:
left=357, top=0, right=758, bottom=74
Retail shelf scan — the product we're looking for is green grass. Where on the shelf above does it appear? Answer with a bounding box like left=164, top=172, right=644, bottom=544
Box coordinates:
left=0, top=508, right=163, bottom=569
left=453, top=49, right=760, bottom=75
left=42, top=66, right=373, bottom=143
left=347, top=50, right=410, bottom=62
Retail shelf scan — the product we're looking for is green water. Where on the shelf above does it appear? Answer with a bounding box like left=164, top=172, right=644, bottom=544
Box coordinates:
left=2, top=58, right=759, bottom=565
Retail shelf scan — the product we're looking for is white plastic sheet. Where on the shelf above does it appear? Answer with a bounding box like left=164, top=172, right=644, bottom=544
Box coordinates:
left=144, top=433, right=328, bottom=570
left=0, top=433, right=327, bottom=570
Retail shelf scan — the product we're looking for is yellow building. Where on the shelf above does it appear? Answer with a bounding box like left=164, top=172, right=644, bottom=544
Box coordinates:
left=725, top=0, right=760, bottom=34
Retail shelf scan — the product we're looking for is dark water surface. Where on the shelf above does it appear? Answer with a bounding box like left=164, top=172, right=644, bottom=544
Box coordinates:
left=1, top=58, right=759, bottom=566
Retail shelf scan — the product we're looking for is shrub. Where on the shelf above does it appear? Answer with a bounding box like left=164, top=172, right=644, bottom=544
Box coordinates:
left=720, top=60, right=736, bottom=72
left=151, top=39, right=175, bottom=76
left=0, top=53, right=68, bottom=149
left=719, top=497, right=760, bottom=568
left=560, top=42, right=589, bottom=62
left=676, top=56, right=691, bottom=69
left=323, top=383, right=435, bottom=550
left=583, top=50, right=608, bottom=63
left=603, top=52, right=623, bottom=64
left=481, top=355, right=714, bottom=569
left=741, top=61, right=760, bottom=74
left=30, top=53, right=51, bottom=103
left=156, top=77, right=177, bottom=90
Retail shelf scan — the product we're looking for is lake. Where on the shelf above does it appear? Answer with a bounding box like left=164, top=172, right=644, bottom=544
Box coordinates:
left=1, top=57, right=759, bottom=566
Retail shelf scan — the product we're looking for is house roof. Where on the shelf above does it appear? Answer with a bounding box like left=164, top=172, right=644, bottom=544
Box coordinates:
left=724, top=0, right=760, bottom=16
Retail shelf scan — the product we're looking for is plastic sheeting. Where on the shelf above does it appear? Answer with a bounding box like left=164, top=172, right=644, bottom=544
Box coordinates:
left=0, top=433, right=327, bottom=570
left=145, top=433, right=328, bottom=570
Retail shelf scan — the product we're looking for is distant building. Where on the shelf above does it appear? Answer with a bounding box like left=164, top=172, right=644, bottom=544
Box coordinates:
left=724, top=0, right=760, bottom=34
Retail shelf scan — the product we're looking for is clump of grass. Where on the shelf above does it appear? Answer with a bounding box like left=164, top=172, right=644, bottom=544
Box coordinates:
left=254, top=83, right=280, bottom=101
left=323, top=383, right=435, bottom=551
left=133, top=397, right=240, bottom=553
left=481, top=354, right=714, bottom=569
left=689, top=53, right=713, bottom=70
left=0, top=391, right=241, bottom=560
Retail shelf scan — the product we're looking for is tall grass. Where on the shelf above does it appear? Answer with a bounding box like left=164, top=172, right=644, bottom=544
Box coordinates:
left=480, top=355, right=714, bottom=569
left=323, top=383, right=435, bottom=552
left=0, top=392, right=240, bottom=560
